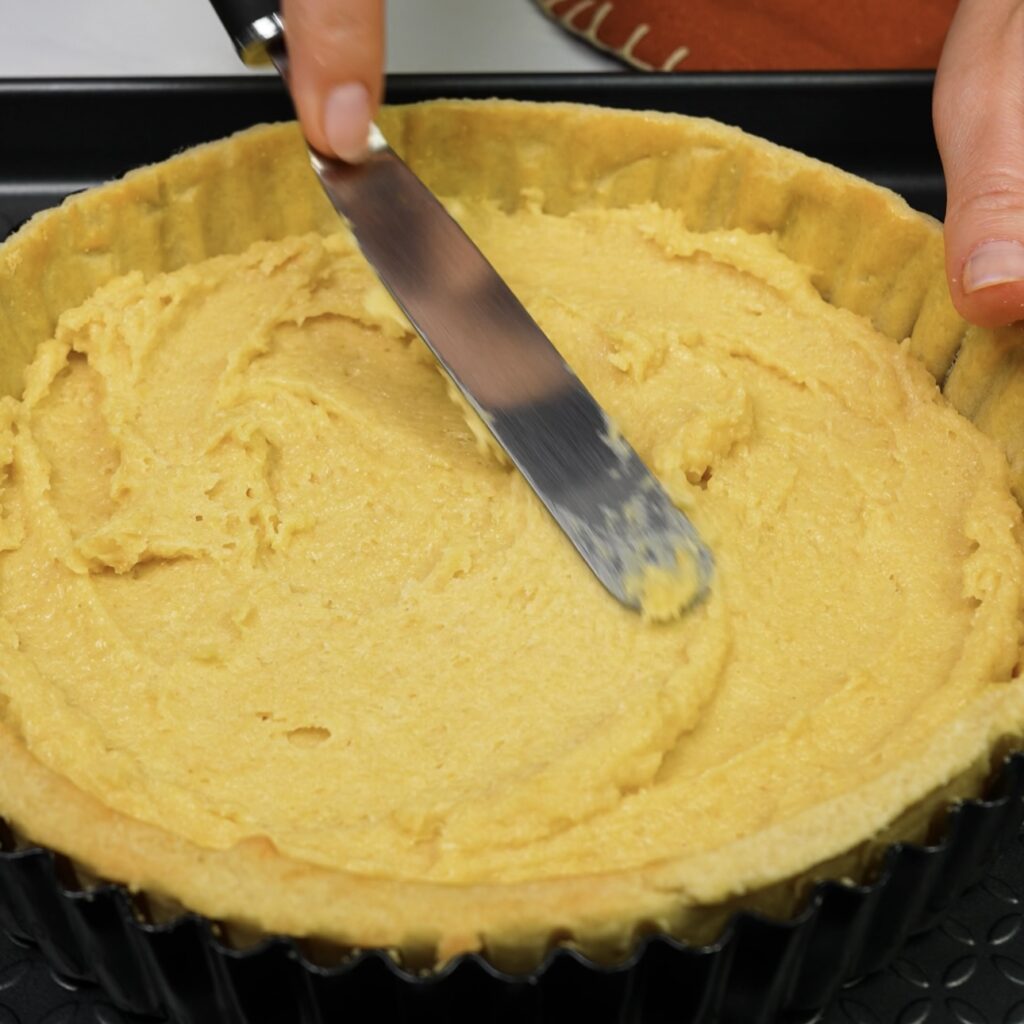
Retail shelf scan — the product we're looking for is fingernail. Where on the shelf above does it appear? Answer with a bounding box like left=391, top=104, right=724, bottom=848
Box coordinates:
left=963, top=240, right=1024, bottom=293
left=323, top=83, right=371, bottom=162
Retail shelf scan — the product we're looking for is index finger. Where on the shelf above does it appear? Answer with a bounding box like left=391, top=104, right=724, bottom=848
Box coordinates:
left=282, top=0, right=385, bottom=160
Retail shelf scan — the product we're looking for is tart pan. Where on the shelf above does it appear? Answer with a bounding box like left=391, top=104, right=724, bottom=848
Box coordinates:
left=2, top=73, right=1019, bottom=1021
left=0, top=753, right=1020, bottom=1022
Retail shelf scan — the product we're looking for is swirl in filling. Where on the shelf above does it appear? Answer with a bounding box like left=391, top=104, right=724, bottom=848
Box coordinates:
left=0, top=198, right=1020, bottom=886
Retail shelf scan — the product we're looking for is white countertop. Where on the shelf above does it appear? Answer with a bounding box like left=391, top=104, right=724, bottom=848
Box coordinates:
left=4, top=0, right=621, bottom=77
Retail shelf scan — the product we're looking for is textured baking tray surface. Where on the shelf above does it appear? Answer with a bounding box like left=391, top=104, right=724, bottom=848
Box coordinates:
left=2, top=837, right=1024, bottom=1024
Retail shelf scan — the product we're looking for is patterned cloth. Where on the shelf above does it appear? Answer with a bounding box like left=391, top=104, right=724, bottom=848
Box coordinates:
left=534, top=0, right=958, bottom=71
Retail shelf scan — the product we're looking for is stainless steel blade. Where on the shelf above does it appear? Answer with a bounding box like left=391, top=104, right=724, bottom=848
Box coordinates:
left=270, top=49, right=713, bottom=615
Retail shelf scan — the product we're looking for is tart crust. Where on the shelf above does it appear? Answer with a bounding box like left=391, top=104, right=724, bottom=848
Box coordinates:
left=0, top=101, right=1023, bottom=970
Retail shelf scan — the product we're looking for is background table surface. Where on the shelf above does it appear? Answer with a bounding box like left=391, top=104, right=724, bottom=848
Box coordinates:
left=3, top=0, right=622, bottom=77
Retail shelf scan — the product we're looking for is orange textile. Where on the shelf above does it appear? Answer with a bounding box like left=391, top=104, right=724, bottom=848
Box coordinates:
left=536, top=0, right=958, bottom=71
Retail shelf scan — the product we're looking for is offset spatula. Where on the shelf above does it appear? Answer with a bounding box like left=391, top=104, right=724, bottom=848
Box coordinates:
left=209, top=0, right=713, bottom=617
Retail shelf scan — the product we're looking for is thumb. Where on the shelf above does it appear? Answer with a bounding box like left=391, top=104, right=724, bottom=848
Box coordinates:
left=934, top=0, right=1024, bottom=328
left=281, top=0, right=385, bottom=162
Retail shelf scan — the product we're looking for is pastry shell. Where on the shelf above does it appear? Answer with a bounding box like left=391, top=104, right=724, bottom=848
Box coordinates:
left=1, top=100, right=1023, bottom=1018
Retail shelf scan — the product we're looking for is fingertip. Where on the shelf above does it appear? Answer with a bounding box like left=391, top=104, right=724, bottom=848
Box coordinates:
left=323, top=83, right=373, bottom=162
left=948, top=240, right=1024, bottom=328
left=949, top=287, right=1024, bottom=330
left=289, top=86, right=333, bottom=156
left=280, top=0, right=384, bottom=159
left=964, top=239, right=1024, bottom=293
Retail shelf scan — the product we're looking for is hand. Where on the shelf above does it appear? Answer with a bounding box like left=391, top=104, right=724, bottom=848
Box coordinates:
left=282, top=0, right=385, bottom=162
left=935, top=0, right=1024, bottom=328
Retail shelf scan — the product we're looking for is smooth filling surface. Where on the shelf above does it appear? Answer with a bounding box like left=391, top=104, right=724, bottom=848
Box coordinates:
left=0, top=198, right=1021, bottom=885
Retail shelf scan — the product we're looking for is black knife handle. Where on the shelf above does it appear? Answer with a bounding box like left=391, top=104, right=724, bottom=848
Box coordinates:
left=209, top=0, right=282, bottom=65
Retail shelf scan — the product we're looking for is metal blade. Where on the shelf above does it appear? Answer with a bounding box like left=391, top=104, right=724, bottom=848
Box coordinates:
left=271, top=59, right=712, bottom=614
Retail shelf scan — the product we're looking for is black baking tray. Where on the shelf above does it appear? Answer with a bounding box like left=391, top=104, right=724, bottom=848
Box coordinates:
left=1, top=71, right=944, bottom=238
left=3, top=73, right=1014, bottom=1024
